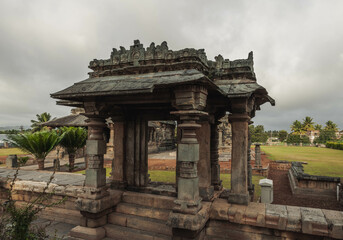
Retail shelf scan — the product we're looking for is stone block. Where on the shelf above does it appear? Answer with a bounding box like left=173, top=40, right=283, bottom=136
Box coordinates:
left=108, top=212, right=127, bottom=226
left=69, top=226, right=105, bottom=240
left=322, top=209, right=342, bottom=238
left=116, top=202, right=171, bottom=221
left=125, top=212, right=172, bottom=236
left=178, top=143, right=199, bottom=162
left=122, top=191, right=175, bottom=210
left=76, top=194, right=116, bottom=214
left=244, top=202, right=265, bottom=227
left=227, top=193, right=249, bottom=205
left=86, top=140, right=107, bottom=155
left=104, top=224, right=163, bottom=240
left=286, top=205, right=301, bottom=232
left=167, top=202, right=211, bottom=231
left=85, top=168, right=106, bottom=188
left=87, top=215, right=107, bottom=228
left=265, top=204, right=287, bottom=230
left=199, top=186, right=214, bottom=201
left=301, top=207, right=328, bottom=236
left=209, top=198, right=230, bottom=220
left=228, top=204, right=247, bottom=224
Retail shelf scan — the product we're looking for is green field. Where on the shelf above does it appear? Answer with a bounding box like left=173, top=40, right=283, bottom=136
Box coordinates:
left=261, top=146, right=343, bottom=177
left=75, top=169, right=264, bottom=200
left=0, top=148, right=27, bottom=156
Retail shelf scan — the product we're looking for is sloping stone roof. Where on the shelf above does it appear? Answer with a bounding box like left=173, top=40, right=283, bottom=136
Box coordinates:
left=51, top=69, right=218, bottom=99
left=42, top=114, right=88, bottom=127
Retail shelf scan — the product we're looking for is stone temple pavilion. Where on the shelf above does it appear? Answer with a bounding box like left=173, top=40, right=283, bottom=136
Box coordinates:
left=51, top=40, right=275, bottom=239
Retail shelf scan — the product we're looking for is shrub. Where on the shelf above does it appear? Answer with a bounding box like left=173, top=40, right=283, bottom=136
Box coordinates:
left=0, top=158, right=66, bottom=239
left=326, top=142, right=343, bottom=150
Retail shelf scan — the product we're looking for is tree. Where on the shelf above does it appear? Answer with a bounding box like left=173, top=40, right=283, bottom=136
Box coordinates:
left=249, top=125, right=268, bottom=143
left=59, top=127, right=88, bottom=172
left=278, top=130, right=288, bottom=142
left=7, top=131, right=63, bottom=170
left=314, top=124, right=322, bottom=130
left=314, top=129, right=336, bottom=144
left=290, top=120, right=304, bottom=135
left=286, top=134, right=310, bottom=144
left=30, top=112, right=52, bottom=132
left=324, top=121, right=338, bottom=132
left=302, top=116, right=314, bottom=131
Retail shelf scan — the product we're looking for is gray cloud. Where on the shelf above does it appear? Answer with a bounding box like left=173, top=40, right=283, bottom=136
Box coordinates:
left=0, top=0, right=342, bottom=131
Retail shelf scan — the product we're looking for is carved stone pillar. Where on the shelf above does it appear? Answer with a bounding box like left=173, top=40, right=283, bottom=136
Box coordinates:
left=85, top=117, right=107, bottom=188
left=247, top=124, right=254, bottom=200
left=228, top=113, right=250, bottom=205
left=111, top=121, right=126, bottom=189
left=70, top=116, right=121, bottom=240
left=211, top=120, right=223, bottom=191
left=106, top=123, right=115, bottom=159
left=168, top=86, right=210, bottom=237
left=255, top=143, right=262, bottom=168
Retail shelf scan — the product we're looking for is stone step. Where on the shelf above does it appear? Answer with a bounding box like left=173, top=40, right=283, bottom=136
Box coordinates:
left=122, top=191, right=175, bottom=210
left=115, top=202, right=171, bottom=221
left=104, top=224, right=171, bottom=240
left=108, top=212, right=172, bottom=236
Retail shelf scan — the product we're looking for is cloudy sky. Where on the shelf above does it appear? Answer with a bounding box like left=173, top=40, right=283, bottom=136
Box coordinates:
left=0, top=0, right=342, bottom=131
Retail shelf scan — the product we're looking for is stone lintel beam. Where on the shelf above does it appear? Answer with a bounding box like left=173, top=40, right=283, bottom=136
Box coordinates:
left=228, top=112, right=250, bottom=205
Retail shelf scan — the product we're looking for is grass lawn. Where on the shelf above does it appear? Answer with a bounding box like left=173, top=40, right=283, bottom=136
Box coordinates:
left=149, top=170, right=264, bottom=200
left=261, top=146, right=343, bottom=177
left=74, top=169, right=264, bottom=199
left=0, top=148, right=27, bottom=156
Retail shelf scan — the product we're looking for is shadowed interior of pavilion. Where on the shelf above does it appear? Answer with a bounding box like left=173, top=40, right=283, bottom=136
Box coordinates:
left=51, top=40, right=274, bottom=239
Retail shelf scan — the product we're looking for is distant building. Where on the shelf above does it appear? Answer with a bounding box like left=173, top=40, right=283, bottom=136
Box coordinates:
left=306, top=130, right=320, bottom=144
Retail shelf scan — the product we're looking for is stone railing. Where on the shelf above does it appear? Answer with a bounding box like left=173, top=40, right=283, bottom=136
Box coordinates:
left=269, top=160, right=292, bottom=171
left=289, top=162, right=341, bottom=197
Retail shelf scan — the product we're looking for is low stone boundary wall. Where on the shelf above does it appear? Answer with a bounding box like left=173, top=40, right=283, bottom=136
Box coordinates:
left=210, top=198, right=343, bottom=239
left=0, top=178, right=83, bottom=225
left=288, top=162, right=341, bottom=197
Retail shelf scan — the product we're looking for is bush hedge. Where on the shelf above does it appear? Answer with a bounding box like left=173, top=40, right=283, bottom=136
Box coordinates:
left=326, top=142, right=343, bottom=150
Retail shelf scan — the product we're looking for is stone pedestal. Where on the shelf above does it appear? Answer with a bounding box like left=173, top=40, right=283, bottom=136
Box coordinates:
left=228, top=113, right=250, bottom=205
left=255, top=143, right=262, bottom=168
left=6, top=155, right=18, bottom=168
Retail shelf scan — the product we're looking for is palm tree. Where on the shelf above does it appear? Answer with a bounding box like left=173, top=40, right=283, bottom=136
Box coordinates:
left=314, top=124, right=322, bottom=131
left=324, top=121, right=338, bottom=132
left=30, top=112, right=52, bottom=132
left=59, top=127, right=88, bottom=172
left=7, top=131, right=63, bottom=170
left=302, top=116, right=314, bottom=132
left=290, top=120, right=304, bottom=135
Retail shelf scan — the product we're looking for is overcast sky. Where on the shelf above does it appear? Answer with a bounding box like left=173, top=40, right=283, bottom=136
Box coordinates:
left=0, top=0, right=342, bottom=131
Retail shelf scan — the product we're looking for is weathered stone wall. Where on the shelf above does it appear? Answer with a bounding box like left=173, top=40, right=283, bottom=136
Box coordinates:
left=289, top=162, right=340, bottom=197
left=209, top=198, right=343, bottom=239
left=0, top=179, right=83, bottom=225
left=1, top=181, right=343, bottom=239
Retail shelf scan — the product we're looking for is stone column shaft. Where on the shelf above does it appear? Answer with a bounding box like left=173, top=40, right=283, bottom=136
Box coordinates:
left=85, top=117, right=107, bottom=189
left=228, top=113, right=250, bottom=205
left=255, top=143, right=262, bottom=168
left=211, top=121, right=222, bottom=190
